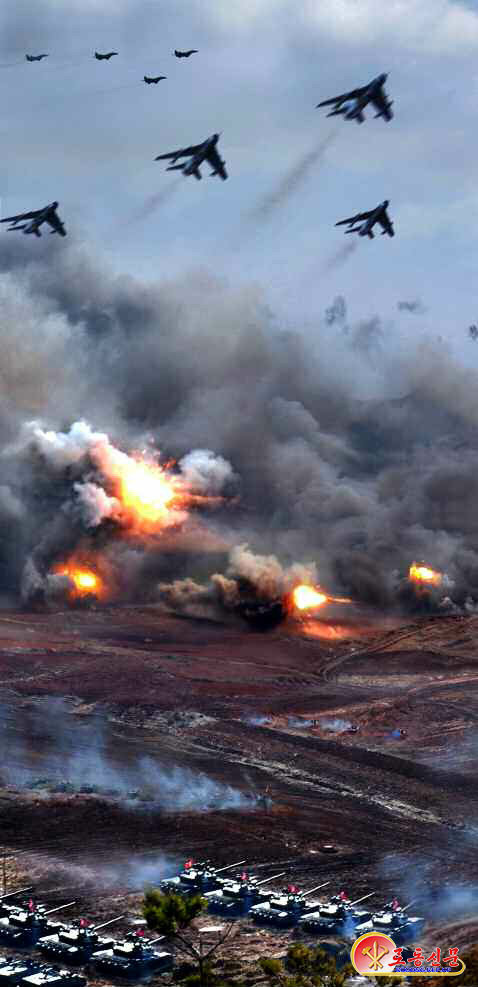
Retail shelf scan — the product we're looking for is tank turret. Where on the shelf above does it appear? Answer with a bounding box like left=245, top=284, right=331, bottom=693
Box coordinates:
left=39, top=915, right=124, bottom=963
left=205, top=872, right=287, bottom=915
left=161, top=859, right=246, bottom=896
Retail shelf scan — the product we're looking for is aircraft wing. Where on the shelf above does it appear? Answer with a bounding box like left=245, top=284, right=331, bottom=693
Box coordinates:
left=336, top=210, right=373, bottom=226
left=370, top=89, right=392, bottom=118
left=378, top=209, right=393, bottom=234
left=0, top=209, right=40, bottom=223
left=317, top=86, right=365, bottom=108
left=205, top=146, right=227, bottom=179
left=46, top=212, right=66, bottom=236
left=155, top=144, right=202, bottom=161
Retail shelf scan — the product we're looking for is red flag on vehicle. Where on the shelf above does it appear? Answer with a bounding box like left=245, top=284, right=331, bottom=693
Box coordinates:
left=287, top=885, right=300, bottom=893
left=240, top=872, right=248, bottom=882
left=184, top=859, right=194, bottom=870
left=392, top=898, right=400, bottom=911
left=339, top=890, right=349, bottom=901
left=28, top=899, right=35, bottom=912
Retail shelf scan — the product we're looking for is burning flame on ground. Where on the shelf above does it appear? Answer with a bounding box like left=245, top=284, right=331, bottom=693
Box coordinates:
left=409, top=563, right=442, bottom=586
left=55, top=565, right=103, bottom=600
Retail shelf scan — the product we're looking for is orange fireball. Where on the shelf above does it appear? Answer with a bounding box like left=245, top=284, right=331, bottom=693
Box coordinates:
left=293, top=584, right=328, bottom=611
left=118, top=456, right=179, bottom=526
left=56, top=565, right=102, bottom=599
left=409, top=562, right=442, bottom=586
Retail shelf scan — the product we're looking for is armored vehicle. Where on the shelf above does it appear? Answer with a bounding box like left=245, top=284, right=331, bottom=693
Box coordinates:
left=160, top=860, right=246, bottom=896
left=250, top=883, right=330, bottom=927
left=0, top=961, right=42, bottom=986
left=299, top=892, right=375, bottom=934
left=354, top=901, right=424, bottom=943
left=205, top=872, right=286, bottom=916
left=91, top=934, right=173, bottom=978
left=21, top=968, right=86, bottom=987
left=38, top=916, right=124, bottom=963
left=0, top=890, right=34, bottom=919
left=0, top=905, right=76, bottom=948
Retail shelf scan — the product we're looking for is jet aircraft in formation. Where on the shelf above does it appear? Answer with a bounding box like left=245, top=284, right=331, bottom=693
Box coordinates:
left=336, top=200, right=394, bottom=238
left=317, top=73, right=393, bottom=124
left=155, top=133, right=227, bottom=180
left=1, top=60, right=397, bottom=243
left=174, top=49, right=198, bottom=58
left=1, top=201, right=66, bottom=237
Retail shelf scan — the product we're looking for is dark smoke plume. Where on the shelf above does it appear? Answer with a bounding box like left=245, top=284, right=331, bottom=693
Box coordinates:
left=1, top=241, right=478, bottom=615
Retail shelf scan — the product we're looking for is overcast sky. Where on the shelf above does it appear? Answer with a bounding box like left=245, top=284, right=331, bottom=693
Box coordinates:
left=0, top=0, right=477, bottom=341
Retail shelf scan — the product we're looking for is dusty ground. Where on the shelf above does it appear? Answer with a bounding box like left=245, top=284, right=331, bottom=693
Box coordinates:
left=0, top=604, right=477, bottom=969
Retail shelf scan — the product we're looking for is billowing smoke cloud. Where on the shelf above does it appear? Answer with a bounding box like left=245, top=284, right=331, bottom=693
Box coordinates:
left=1, top=240, right=478, bottom=614
left=158, top=544, right=318, bottom=624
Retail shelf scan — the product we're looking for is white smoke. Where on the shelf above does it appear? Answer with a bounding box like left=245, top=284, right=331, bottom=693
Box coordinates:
left=178, top=449, right=236, bottom=495
left=74, top=481, right=120, bottom=528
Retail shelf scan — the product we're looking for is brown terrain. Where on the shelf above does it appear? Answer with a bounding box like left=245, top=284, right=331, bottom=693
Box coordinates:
left=0, top=604, right=478, bottom=967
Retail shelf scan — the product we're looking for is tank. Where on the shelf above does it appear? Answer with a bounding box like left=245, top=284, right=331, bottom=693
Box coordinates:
left=20, top=968, right=86, bottom=987
left=205, top=872, right=286, bottom=916
left=0, top=961, right=42, bottom=986
left=38, top=916, right=124, bottom=963
left=249, top=883, right=331, bottom=928
left=299, top=892, right=375, bottom=934
left=0, top=904, right=76, bottom=949
left=91, top=934, right=173, bottom=979
left=354, top=901, right=424, bottom=944
left=160, top=859, right=246, bottom=896
left=0, top=890, right=34, bottom=919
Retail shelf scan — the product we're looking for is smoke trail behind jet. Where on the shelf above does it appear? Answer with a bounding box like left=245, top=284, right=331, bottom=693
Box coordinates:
left=249, top=129, right=338, bottom=223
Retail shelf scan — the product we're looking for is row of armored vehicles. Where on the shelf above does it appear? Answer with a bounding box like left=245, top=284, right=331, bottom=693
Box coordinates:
left=160, top=859, right=424, bottom=942
left=0, top=860, right=424, bottom=985
left=0, top=889, right=172, bottom=982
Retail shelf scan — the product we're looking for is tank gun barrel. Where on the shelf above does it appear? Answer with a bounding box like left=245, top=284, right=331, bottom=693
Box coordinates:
left=43, top=901, right=76, bottom=916
left=0, top=887, right=33, bottom=900
left=350, top=892, right=375, bottom=906
left=402, top=899, right=417, bottom=911
left=255, top=872, right=286, bottom=887
left=148, top=936, right=165, bottom=945
left=215, top=860, right=246, bottom=874
left=301, top=882, right=330, bottom=897
left=92, top=915, right=125, bottom=932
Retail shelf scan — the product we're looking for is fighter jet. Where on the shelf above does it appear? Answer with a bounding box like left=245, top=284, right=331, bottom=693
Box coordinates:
left=94, top=51, right=118, bottom=60
left=336, top=200, right=394, bottom=239
left=25, top=54, right=48, bottom=62
left=155, top=133, right=227, bottom=180
left=317, top=73, right=393, bottom=124
left=0, top=201, right=66, bottom=238
left=174, top=49, right=198, bottom=58
left=143, top=75, right=167, bottom=84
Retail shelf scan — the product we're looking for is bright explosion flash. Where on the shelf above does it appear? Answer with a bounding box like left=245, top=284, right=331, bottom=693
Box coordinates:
left=293, top=584, right=328, bottom=611
left=409, top=563, right=442, bottom=586
left=56, top=566, right=102, bottom=599
left=118, top=456, right=179, bottom=526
